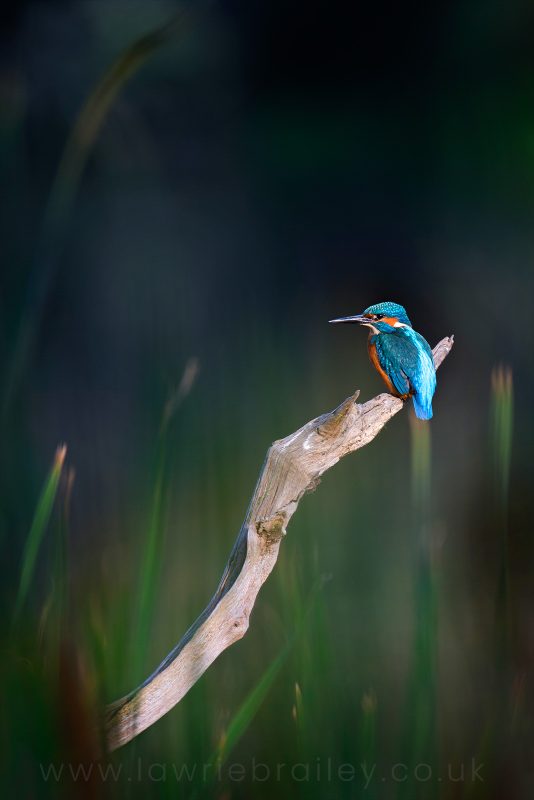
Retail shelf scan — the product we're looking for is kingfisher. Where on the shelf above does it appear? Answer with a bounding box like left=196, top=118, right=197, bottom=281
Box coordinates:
left=329, top=301, right=436, bottom=420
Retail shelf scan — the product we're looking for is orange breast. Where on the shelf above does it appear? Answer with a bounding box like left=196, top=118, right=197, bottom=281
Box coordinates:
left=367, top=338, right=409, bottom=399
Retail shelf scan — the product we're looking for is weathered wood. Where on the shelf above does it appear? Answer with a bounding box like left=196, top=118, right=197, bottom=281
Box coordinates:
left=105, top=335, right=454, bottom=750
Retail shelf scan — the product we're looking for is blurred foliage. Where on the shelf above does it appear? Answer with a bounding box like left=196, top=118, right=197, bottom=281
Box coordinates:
left=13, top=444, right=66, bottom=623
left=1, top=1, right=533, bottom=798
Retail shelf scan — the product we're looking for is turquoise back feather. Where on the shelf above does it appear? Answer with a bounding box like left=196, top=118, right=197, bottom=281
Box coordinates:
left=371, top=326, right=435, bottom=420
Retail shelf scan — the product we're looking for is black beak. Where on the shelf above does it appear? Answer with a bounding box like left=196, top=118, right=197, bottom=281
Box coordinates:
left=328, top=314, right=368, bottom=324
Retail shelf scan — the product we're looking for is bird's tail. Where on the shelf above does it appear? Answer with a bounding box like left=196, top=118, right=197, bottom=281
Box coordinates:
left=412, top=395, right=433, bottom=420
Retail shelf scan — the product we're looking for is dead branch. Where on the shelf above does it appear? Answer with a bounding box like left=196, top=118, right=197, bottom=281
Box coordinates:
left=105, top=335, right=454, bottom=750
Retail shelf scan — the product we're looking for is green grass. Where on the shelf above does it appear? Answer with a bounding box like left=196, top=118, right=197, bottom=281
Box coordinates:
left=13, top=445, right=67, bottom=625
left=398, top=414, right=437, bottom=799
left=0, top=361, right=530, bottom=798
left=130, top=359, right=199, bottom=684
left=0, top=32, right=528, bottom=789
left=491, top=365, right=514, bottom=610
left=211, top=643, right=291, bottom=771
left=2, top=12, right=185, bottom=422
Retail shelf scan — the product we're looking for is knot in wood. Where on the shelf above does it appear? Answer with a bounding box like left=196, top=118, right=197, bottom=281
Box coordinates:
left=256, top=513, right=286, bottom=548
left=230, top=613, right=249, bottom=640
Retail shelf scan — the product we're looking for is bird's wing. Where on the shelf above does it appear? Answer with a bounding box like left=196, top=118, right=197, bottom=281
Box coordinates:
left=375, top=331, right=436, bottom=396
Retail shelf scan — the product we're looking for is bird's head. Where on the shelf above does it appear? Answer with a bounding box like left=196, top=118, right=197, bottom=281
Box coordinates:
left=329, top=301, right=412, bottom=333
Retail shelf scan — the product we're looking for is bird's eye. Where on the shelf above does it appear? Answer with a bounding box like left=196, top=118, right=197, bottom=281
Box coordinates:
left=374, top=314, right=383, bottom=320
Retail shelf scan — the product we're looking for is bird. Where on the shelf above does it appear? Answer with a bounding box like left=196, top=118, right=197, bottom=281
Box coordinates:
left=329, top=301, right=436, bottom=420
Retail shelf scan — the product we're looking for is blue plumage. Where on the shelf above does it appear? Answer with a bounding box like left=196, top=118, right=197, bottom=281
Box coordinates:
left=363, top=301, right=413, bottom=327
left=329, top=301, right=437, bottom=420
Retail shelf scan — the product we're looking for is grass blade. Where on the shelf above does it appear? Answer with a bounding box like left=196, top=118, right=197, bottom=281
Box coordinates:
left=398, top=417, right=437, bottom=799
left=130, top=359, right=199, bottom=682
left=214, top=644, right=291, bottom=768
left=204, top=576, right=327, bottom=789
left=2, top=13, right=186, bottom=420
left=490, top=366, right=514, bottom=667
left=491, top=365, right=513, bottom=593
left=46, top=465, right=75, bottom=670
left=129, top=442, right=168, bottom=683
left=13, top=445, right=66, bottom=623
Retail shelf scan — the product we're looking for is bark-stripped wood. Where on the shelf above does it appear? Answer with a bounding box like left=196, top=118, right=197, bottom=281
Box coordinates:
left=105, top=335, right=454, bottom=750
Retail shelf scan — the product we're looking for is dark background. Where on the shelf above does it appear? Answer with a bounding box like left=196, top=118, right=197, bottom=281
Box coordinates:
left=1, top=1, right=533, bottom=797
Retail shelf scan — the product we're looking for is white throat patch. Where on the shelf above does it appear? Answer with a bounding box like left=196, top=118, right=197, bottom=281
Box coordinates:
left=363, top=322, right=380, bottom=334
